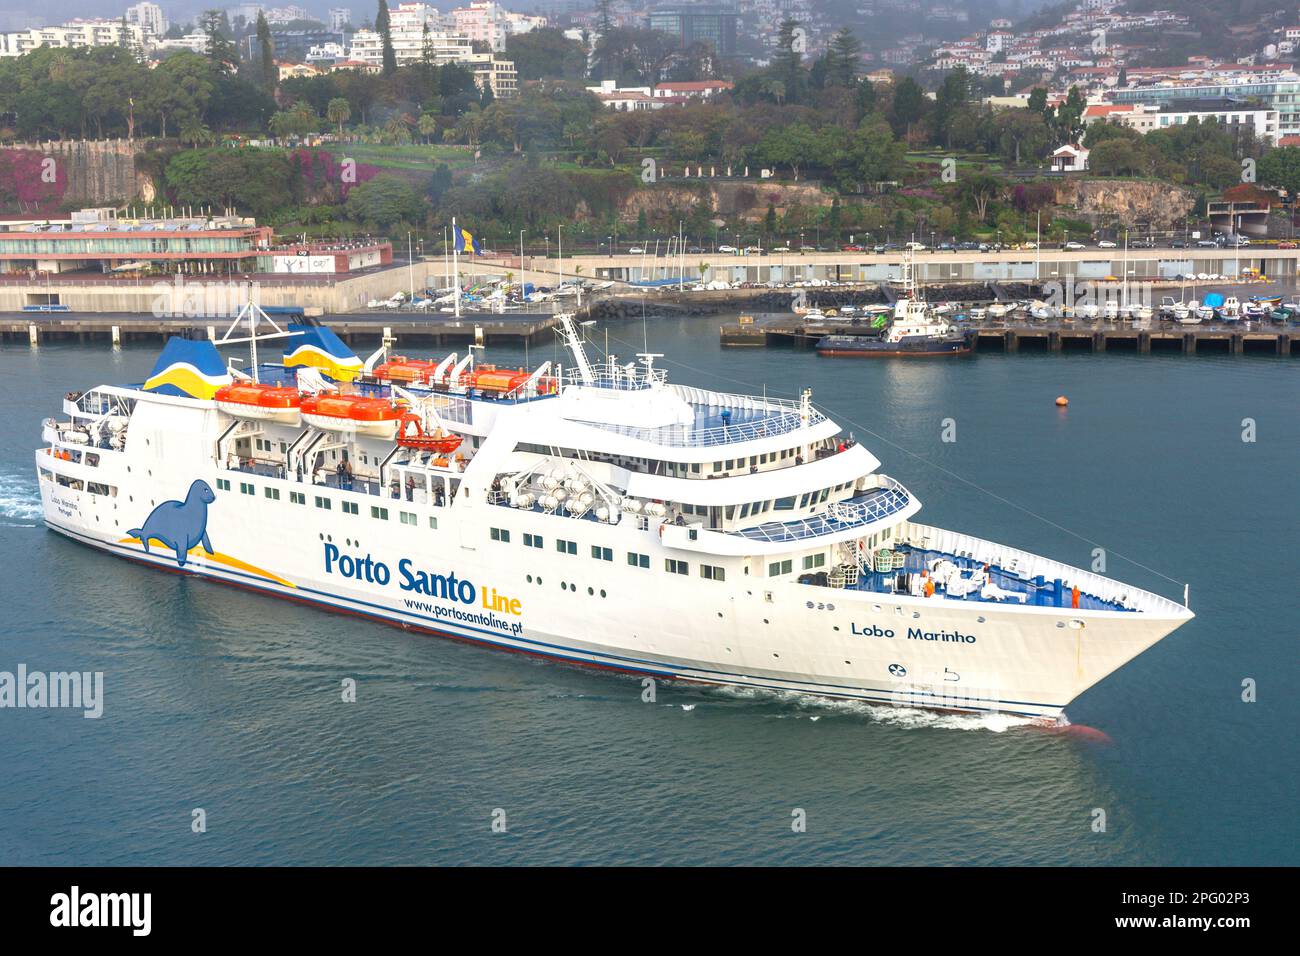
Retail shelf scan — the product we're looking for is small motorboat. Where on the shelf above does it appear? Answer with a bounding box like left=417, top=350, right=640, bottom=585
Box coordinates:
left=214, top=383, right=302, bottom=424
left=301, top=394, right=403, bottom=438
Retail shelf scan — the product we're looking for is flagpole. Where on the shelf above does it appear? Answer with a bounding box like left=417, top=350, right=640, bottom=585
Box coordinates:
left=453, top=216, right=461, bottom=319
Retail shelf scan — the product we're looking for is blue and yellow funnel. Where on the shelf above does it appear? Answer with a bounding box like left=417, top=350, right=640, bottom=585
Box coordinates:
left=282, top=323, right=363, bottom=382
left=143, top=337, right=233, bottom=399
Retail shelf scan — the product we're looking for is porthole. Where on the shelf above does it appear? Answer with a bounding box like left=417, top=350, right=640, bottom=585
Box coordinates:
left=527, top=574, right=533, bottom=583
left=833, top=626, right=840, bottom=632
left=561, top=582, right=568, bottom=591
left=587, top=586, right=594, bottom=596
left=763, top=618, right=769, bottom=624
left=537, top=577, right=543, bottom=585
left=599, top=589, right=606, bottom=598
left=772, top=653, right=780, bottom=659
left=806, top=601, right=814, bottom=609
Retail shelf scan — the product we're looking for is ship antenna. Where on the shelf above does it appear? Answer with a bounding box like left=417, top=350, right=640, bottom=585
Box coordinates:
left=216, top=285, right=293, bottom=384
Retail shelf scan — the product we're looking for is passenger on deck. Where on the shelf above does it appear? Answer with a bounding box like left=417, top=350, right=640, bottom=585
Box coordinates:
left=405, top=476, right=415, bottom=501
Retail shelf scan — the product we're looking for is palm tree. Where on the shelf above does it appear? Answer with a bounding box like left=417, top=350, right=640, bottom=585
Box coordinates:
left=180, top=120, right=214, bottom=149
left=417, top=112, right=437, bottom=145
left=326, top=97, right=351, bottom=137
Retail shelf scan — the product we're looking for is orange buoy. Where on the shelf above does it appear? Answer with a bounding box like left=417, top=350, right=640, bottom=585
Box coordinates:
left=1055, top=395, right=1069, bottom=407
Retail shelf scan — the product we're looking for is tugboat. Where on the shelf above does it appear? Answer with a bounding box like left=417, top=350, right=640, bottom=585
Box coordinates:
left=816, top=254, right=971, bottom=357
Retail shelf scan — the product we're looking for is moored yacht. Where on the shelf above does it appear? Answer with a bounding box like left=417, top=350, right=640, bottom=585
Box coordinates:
left=35, top=305, right=1192, bottom=719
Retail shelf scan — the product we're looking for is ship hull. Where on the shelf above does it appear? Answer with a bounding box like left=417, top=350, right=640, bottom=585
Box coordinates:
left=39, top=468, right=1189, bottom=720
left=817, top=339, right=973, bottom=357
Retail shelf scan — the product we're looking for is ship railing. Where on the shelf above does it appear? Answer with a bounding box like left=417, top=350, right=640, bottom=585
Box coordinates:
left=563, top=362, right=667, bottom=390
left=897, top=520, right=1184, bottom=614
left=731, top=485, right=910, bottom=543
left=575, top=402, right=826, bottom=448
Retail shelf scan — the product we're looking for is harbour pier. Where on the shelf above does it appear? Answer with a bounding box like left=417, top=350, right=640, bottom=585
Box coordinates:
left=0, top=312, right=565, bottom=347
left=721, top=316, right=1300, bottom=356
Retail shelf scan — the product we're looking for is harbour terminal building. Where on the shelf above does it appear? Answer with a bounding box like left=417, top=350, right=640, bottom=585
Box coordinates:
left=0, top=209, right=391, bottom=277
left=0, top=208, right=401, bottom=313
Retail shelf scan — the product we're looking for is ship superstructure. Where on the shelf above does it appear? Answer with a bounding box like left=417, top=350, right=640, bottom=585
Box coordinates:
left=36, top=308, right=1192, bottom=718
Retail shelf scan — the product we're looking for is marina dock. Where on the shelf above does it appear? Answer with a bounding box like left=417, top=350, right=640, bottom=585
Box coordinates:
left=0, top=311, right=565, bottom=347
left=721, top=316, right=1300, bottom=356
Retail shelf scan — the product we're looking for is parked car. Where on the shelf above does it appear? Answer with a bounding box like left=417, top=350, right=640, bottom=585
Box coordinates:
left=628, top=246, right=646, bottom=254
left=1064, top=241, right=1085, bottom=250
left=799, top=245, right=816, bottom=252
left=841, top=243, right=864, bottom=252
left=717, top=244, right=738, bottom=254
left=1196, top=239, right=1217, bottom=248
left=1097, top=240, right=1117, bottom=249
left=772, top=245, right=792, bottom=252
left=1131, top=238, right=1155, bottom=248
left=904, top=241, right=928, bottom=251
left=1170, top=238, right=1187, bottom=248
left=1278, top=240, right=1297, bottom=249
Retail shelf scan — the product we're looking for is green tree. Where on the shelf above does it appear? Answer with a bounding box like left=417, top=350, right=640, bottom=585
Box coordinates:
left=345, top=173, right=426, bottom=226
left=773, top=19, right=806, bottom=104
left=827, top=27, right=861, bottom=88
left=256, top=12, right=276, bottom=92
left=376, top=0, right=397, bottom=76
left=326, top=97, right=352, bottom=135
left=1259, top=146, right=1300, bottom=195
left=889, top=77, right=928, bottom=141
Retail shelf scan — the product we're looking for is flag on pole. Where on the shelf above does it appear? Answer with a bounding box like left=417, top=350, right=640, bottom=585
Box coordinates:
left=452, top=224, right=483, bottom=255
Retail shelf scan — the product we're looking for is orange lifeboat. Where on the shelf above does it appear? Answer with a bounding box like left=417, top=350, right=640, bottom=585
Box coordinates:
left=301, top=394, right=402, bottom=438
left=372, top=356, right=443, bottom=385
left=214, top=383, right=302, bottom=424
left=394, top=413, right=464, bottom=453
left=469, top=366, right=532, bottom=394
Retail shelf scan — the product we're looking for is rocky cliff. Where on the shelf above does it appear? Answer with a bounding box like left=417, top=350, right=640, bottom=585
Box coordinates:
left=1054, top=179, right=1195, bottom=229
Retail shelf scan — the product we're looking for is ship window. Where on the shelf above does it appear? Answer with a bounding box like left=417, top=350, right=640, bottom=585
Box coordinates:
left=239, top=482, right=254, bottom=495
left=803, top=553, right=826, bottom=570
left=725, top=505, right=735, bottom=520
left=217, top=478, right=231, bottom=491
left=712, top=462, right=722, bottom=473
left=701, top=564, right=725, bottom=581
left=819, top=488, right=830, bottom=503
left=556, top=538, right=576, bottom=555
left=429, top=516, right=438, bottom=529
left=371, top=506, right=389, bottom=520
left=265, top=487, right=280, bottom=501
left=768, top=559, right=793, bottom=577
left=591, top=545, right=612, bottom=561
left=627, top=552, right=649, bottom=568
left=739, top=503, right=750, bottom=518
left=775, top=496, right=796, bottom=511
left=691, top=463, right=700, bottom=474
left=399, top=512, right=417, bottom=525
left=314, top=496, right=331, bottom=510
left=523, top=533, right=543, bottom=548
left=665, top=559, right=688, bottom=575
left=290, top=491, right=306, bottom=505
left=798, top=493, right=810, bottom=508
left=342, top=501, right=359, bottom=515
left=490, top=527, right=510, bottom=542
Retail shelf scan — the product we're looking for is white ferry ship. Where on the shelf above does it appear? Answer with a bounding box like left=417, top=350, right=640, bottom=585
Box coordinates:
left=35, top=307, right=1193, bottom=719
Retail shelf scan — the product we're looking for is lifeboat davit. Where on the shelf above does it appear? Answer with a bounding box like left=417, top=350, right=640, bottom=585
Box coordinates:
left=301, top=394, right=402, bottom=438
left=394, top=413, right=464, bottom=453
left=214, top=383, right=302, bottom=424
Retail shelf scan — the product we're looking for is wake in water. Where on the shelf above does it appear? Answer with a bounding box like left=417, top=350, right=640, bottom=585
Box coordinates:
left=702, top=683, right=1039, bottom=733
left=0, top=472, right=42, bottom=527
